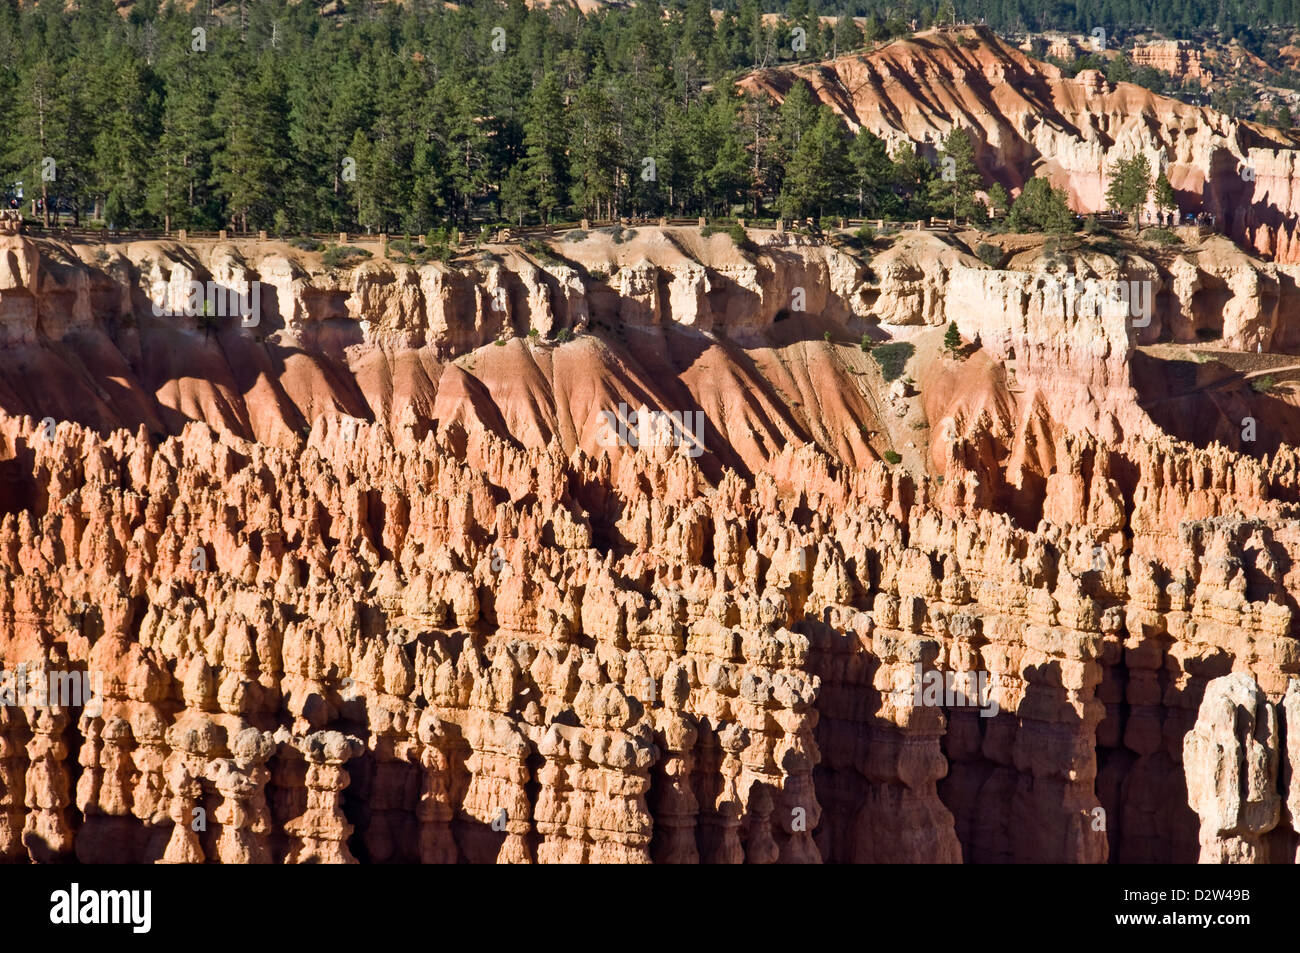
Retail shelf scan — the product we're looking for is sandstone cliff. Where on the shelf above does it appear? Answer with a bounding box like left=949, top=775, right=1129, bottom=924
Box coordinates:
left=739, top=26, right=1300, bottom=264
left=1, top=226, right=1298, bottom=863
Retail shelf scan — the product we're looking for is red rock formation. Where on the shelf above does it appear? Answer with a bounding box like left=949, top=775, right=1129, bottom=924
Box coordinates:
left=0, top=225, right=1296, bottom=864
left=739, top=26, right=1300, bottom=264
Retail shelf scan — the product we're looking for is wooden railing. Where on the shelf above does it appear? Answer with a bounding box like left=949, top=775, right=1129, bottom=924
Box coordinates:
left=15, top=215, right=983, bottom=248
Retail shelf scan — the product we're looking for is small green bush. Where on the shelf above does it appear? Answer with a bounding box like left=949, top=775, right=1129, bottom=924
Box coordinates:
left=527, top=328, right=540, bottom=339
left=291, top=236, right=323, bottom=252
left=975, top=242, right=1002, bottom=267
left=1143, top=228, right=1182, bottom=246
left=883, top=450, right=902, bottom=464
left=523, top=239, right=561, bottom=265
left=823, top=330, right=832, bottom=342
left=872, top=341, right=915, bottom=382
left=1252, top=375, right=1276, bottom=393
left=322, top=244, right=372, bottom=268
left=701, top=222, right=751, bottom=247
left=556, top=328, right=573, bottom=342
left=859, top=334, right=875, bottom=352
left=566, top=229, right=588, bottom=242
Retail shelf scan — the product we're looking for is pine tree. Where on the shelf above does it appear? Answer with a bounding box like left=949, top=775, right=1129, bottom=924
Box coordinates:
left=499, top=164, right=531, bottom=227
left=703, top=98, right=749, bottom=217
left=211, top=72, right=287, bottom=232
left=832, top=14, right=862, bottom=56
left=1007, top=177, right=1075, bottom=233
left=568, top=79, right=620, bottom=220
left=9, top=59, right=69, bottom=226
left=848, top=129, right=893, bottom=217
left=775, top=81, right=818, bottom=170
left=944, top=320, right=963, bottom=357
left=149, top=56, right=219, bottom=229
left=90, top=56, right=158, bottom=227
left=740, top=90, right=779, bottom=216
left=927, top=126, right=984, bottom=221
left=890, top=143, right=934, bottom=220
left=1105, top=153, right=1153, bottom=228
left=1154, top=170, right=1177, bottom=219
left=520, top=72, right=568, bottom=222
left=437, top=78, right=493, bottom=227
left=986, top=182, right=1010, bottom=221
left=779, top=106, right=849, bottom=223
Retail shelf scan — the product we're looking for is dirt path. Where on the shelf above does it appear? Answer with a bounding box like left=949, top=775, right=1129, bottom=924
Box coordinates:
left=1139, top=361, right=1300, bottom=407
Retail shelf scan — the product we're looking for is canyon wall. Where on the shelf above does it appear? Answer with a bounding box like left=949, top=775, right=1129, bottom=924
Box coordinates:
left=739, top=26, right=1300, bottom=264
left=0, top=227, right=1298, bottom=862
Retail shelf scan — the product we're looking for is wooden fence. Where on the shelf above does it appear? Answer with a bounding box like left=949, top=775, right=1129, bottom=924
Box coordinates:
left=15, top=215, right=985, bottom=248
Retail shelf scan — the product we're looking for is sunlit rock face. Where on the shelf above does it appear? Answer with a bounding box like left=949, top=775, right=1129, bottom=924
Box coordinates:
left=0, top=225, right=1298, bottom=863
left=741, top=25, right=1300, bottom=265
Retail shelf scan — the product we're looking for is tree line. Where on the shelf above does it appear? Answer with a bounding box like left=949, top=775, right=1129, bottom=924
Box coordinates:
left=0, top=0, right=934, bottom=233
left=0, top=0, right=1240, bottom=235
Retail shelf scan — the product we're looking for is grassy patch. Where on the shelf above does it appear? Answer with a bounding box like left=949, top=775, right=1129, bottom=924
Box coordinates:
left=840, top=224, right=876, bottom=251
left=701, top=222, right=755, bottom=252
left=600, top=224, right=636, bottom=245
left=322, top=244, right=373, bottom=268
left=975, top=242, right=1002, bottom=267
left=523, top=239, right=563, bottom=266
left=872, top=341, right=915, bottom=382
left=1143, top=228, right=1182, bottom=246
